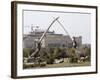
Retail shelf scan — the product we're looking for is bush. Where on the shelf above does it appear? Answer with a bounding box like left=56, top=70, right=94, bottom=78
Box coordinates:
left=46, top=58, right=54, bottom=64
left=23, top=48, right=31, bottom=58
left=70, top=57, right=78, bottom=63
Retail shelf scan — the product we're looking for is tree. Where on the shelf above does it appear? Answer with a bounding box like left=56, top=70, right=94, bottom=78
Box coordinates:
left=67, top=48, right=79, bottom=63
left=60, top=48, right=67, bottom=58
left=23, top=48, right=31, bottom=58
left=53, top=47, right=61, bottom=59
left=84, top=47, right=91, bottom=61
left=39, top=48, right=48, bottom=61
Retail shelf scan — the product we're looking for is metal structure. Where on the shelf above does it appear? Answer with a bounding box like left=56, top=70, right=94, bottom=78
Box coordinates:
left=53, top=17, right=77, bottom=49
left=29, top=17, right=59, bottom=58
left=28, top=17, right=77, bottom=60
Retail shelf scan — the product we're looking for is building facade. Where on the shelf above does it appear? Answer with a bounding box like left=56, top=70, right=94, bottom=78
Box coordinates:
left=23, top=28, right=82, bottom=49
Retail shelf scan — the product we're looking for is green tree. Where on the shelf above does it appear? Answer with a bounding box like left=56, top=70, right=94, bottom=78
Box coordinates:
left=53, top=47, right=61, bottom=59
left=84, top=47, right=91, bottom=61
left=67, top=48, right=79, bottom=63
left=23, top=48, right=31, bottom=58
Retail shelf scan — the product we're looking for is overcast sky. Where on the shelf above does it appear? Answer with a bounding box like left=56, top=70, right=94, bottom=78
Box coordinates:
left=23, top=10, right=91, bottom=44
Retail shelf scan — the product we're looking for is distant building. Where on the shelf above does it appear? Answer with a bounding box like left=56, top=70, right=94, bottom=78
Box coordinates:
left=82, top=44, right=91, bottom=48
left=73, top=36, right=82, bottom=48
left=42, top=33, right=73, bottom=48
left=23, top=27, right=82, bottom=48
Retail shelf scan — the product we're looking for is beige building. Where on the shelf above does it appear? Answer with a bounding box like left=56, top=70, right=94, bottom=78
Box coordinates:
left=74, top=36, right=82, bottom=47
left=42, top=34, right=73, bottom=48
left=23, top=29, right=82, bottom=49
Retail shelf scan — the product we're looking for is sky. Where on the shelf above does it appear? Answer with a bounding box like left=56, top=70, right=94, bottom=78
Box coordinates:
left=23, top=10, right=91, bottom=44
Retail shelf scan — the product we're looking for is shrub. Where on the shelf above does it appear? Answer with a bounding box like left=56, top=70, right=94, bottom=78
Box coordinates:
left=23, top=48, right=31, bottom=58
left=46, top=58, right=54, bottom=64
left=70, top=57, right=78, bottom=63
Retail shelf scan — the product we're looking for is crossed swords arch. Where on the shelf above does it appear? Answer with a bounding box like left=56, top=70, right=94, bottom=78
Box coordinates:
left=29, top=17, right=72, bottom=58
